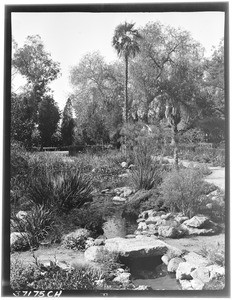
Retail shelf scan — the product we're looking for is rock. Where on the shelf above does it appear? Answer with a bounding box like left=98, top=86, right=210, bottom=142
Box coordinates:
left=158, top=226, right=179, bottom=238
left=168, top=257, right=185, bottom=273
left=123, top=188, right=133, bottom=197
left=104, top=236, right=171, bottom=258
left=121, top=162, right=128, bottom=168
left=85, top=237, right=94, bottom=249
left=161, top=254, right=170, bottom=265
left=206, top=203, right=213, bottom=209
left=94, top=238, right=105, bottom=246
left=112, top=196, right=127, bottom=203
left=61, top=228, right=90, bottom=250
left=161, top=213, right=172, bottom=220
left=181, top=225, right=218, bottom=236
left=166, top=247, right=183, bottom=258
left=11, top=232, right=30, bottom=251
left=207, top=265, right=225, bottom=280
left=156, top=219, right=168, bottom=226
left=176, top=262, right=195, bottom=280
left=191, top=267, right=211, bottom=283
left=95, top=279, right=105, bottom=288
left=56, top=261, right=70, bottom=271
left=117, top=268, right=125, bottom=273
left=175, top=214, right=189, bottom=223
left=101, top=188, right=110, bottom=194
left=113, top=272, right=131, bottom=285
left=179, top=279, right=193, bottom=290
left=136, top=218, right=146, bottom=223
left=147, top=224, right=158, bottom=235
left=114, top=186, right=133, bottom=197
left=145, top=216, right=162, bottom=225
left=190, top=278, right=205, bottom=290
left=118, top=173, right=128, bottom=178
left=134, top=285, right=152, bottom=290
left=16, top=210, right=28, bottom=220
left=183, top=215, right=211, bottom=229
left=137, top=222, right=147, bottom=231
left=84, top=245, right=105, bottom=262
left=183, top=252, right=209, bottom=268
left=138, top=210, right=154, bottom=220
left=125, top=234, right=136, bottom=239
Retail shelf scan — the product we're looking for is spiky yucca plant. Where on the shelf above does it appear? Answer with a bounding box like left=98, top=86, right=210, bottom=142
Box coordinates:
left=28, top=169, right=93, bottom=213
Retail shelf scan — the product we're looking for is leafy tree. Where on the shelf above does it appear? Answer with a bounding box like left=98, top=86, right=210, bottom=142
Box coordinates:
left=112, top=22, right=142, bottom=122
left=11, top=92, right=35, bottom=149
left=38, top=96, right=60, bottom=148
left=12, top=35, right=60, bottom=121
left=61, top=98, right=75, bottom=146
left=70, top=53, right=124, bottom=145
left=81, top=102, right=110, bottom=145
left=204, top=40, right=224, bottom=118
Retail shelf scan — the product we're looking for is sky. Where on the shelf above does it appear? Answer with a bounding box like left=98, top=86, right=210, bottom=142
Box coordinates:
left=11, top=11, right=225, bottom=110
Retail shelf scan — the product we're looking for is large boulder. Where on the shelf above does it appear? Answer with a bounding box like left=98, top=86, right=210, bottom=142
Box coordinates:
left=11, top=232, right=30, bottom=251
left=183, top=215, right=211, bottom=229
left=104, top=236, right=173, bottom=258
left=190, top=267, right=211, bottom=283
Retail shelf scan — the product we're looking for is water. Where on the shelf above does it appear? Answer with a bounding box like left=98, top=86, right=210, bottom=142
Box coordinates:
left=133, top=275, right=181, bottom=290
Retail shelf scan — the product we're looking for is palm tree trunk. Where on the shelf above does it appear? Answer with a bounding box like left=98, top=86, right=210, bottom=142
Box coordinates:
left=124, top=55, right=128, bottom=123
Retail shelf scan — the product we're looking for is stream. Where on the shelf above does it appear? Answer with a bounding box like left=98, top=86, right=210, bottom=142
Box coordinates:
left=103, top=207, right=181, bottom=290
left=101, top=159, right=225, bottom=290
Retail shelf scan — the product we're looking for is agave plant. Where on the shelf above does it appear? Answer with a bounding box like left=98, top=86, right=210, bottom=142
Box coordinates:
left=28, top=168, right=93, bottom=213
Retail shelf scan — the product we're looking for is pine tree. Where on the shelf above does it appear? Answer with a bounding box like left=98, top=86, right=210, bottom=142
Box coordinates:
left=61, top=98, right=75, bottom=146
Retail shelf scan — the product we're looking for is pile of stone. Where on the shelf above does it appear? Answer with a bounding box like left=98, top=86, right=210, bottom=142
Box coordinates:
left=161, top=251, right=225, bottom=290
left=135, top=209, right=220, bottom=238
left=112, top=186, right=134, bottom=204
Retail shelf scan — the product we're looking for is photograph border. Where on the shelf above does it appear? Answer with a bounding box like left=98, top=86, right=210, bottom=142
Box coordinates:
left=2, top=2, right=230, bottom=298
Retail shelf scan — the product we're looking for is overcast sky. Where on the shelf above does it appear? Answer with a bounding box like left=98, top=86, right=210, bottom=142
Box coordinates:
left=12, top=11, right=225, bottom=109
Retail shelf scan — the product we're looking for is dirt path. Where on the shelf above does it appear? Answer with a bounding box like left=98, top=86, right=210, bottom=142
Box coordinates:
left=204, top=166, right=225, bottom=191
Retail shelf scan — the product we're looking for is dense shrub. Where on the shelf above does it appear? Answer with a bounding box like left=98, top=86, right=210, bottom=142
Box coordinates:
left=61, top=228, right=90, bottom=250
left=11, top=259, right=101, bottom=290
left=160, top=169, right=206, bottom=218
left=122, top=189, right=158, bottom=221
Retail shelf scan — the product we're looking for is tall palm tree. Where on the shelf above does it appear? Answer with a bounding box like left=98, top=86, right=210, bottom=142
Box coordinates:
left=112, top=22, right=142, bottom=122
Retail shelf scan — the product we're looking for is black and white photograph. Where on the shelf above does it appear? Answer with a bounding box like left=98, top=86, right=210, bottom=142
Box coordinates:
left=2, top=2, right=229, bottom=297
